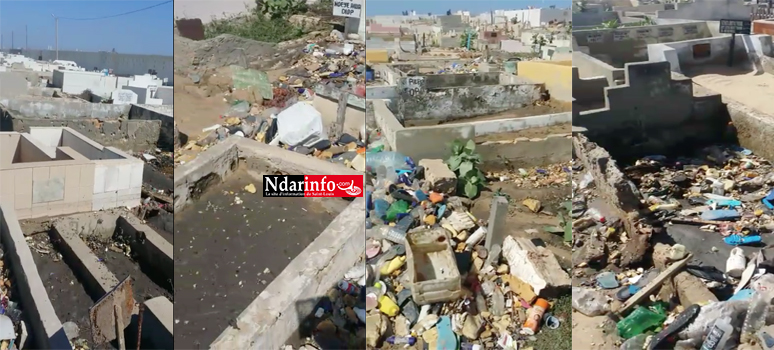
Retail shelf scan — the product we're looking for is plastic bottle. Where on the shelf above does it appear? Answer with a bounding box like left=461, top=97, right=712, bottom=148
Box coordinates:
left=701, top=316, right=736, bottom=350
left=620, top=334, right=648, bottom=350
left=741, top=291, right=773, bottom=343
left=386, top=336, right=417, bottom=345
left=617, top=306, right=667, bottom=339
left=366, top=151, right=412, bottom=174
left=726, top=247, right=746, bottom=278
left=373, top=199, right=390, bottom=220
left=385, top=200, right=409, bottom=222
left=491, top=287, right=505, bottom=316
left=586, top=208, right=606, bottom=223
left=522, top=298, right=549, bottom=335
left=460, top=343, right=482, bottom=350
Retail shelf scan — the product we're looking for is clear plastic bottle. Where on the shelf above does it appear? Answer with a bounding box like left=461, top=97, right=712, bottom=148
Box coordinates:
left=491, top=287, right=505, bottom=316
left=741, top=291, right=773, bottom=343
left=366, top=151, right=411, bottom=173
left=701, top=316, right=736, bottom=350
left=620, top=334, right=647, bottom=350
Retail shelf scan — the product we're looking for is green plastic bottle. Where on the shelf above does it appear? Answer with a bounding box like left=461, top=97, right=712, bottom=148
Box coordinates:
left=617, top=305, right=667, bottom=339
left=385, top=200, right=409, bottom=222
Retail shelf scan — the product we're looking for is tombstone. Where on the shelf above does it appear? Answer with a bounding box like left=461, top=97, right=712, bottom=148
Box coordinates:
left=112, top=89, right=138, bottom=105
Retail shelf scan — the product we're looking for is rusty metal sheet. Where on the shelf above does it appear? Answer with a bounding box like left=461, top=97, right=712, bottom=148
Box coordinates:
left=89, top=277, right=134, bottom=345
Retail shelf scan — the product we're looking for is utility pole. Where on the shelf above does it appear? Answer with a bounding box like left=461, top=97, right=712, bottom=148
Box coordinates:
left=52, top=14, right=59, bottom=60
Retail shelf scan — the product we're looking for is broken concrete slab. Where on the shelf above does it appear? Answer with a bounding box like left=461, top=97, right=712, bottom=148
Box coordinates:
left=418, top=159, right=457, bottom=195
left=502, top=236, right=570, bottom=296
left=653, top=243, right=718, bottom=307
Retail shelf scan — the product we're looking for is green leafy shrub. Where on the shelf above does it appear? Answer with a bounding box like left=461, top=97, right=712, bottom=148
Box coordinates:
left=446, top=140, right=486, bottom=198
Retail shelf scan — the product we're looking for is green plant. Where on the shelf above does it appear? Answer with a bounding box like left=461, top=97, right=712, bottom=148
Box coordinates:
left=600, top=20, right=620, bottom=28
left=573, top=0, right=588, bottom=13
left=204, top=12, right=306, bottom=43
left=446, top=140, right=486, bottom=198
left=531, top=34, right=547, bottom=52
left=259, top=0, right=307, bottom=19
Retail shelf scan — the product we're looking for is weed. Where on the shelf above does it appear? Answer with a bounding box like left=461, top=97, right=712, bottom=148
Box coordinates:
left=446, top=139, right=486, bottom=199
left=204, top=6, right=307, bottom=43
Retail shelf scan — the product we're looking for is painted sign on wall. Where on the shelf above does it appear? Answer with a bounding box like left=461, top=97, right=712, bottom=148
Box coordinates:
left=333, top=0, right=362, bottom=18
left=400, top=76, right=426, bottom=97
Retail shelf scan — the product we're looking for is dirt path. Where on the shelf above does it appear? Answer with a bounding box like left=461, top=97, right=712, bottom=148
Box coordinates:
left=686, top=66, right=774, bottom=116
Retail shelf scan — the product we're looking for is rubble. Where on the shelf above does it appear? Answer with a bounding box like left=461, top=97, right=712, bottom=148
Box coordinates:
left=363, top=129, right=571, bottom=349
left=572, top=144, right=774, bottom=349
left=174, top=33, right=366, bottom=170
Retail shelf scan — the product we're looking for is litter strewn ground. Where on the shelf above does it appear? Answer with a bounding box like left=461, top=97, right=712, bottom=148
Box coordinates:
left=363, top=128, right=572, bottom=349
left=572, top=143, right=774, bottom=349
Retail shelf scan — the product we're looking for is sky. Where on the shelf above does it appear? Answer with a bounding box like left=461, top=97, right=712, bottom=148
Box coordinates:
left=366, top=0, right=573, bottom=16
left=0, top=1, right=173, bottom=56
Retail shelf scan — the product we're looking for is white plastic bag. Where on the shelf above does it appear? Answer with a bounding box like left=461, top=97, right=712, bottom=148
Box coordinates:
left=274, top=103, right=327, bottom=147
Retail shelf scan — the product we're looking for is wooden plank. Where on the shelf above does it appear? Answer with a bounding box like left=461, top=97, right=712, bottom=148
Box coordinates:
left=615, top=254, right=692, bottom=317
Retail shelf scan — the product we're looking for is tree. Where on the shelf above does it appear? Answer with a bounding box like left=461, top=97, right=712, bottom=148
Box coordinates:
left=510, top=17, right=519, bottom=24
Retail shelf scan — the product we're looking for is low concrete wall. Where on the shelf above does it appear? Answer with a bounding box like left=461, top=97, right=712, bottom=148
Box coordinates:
left=573, top=51, right=625, bottom=86
left=0, top=98, right=130, bottom=119
left=573, top=61, right=728, bottom=160
left=0, top=204, right=71, bottom=349
left=572, top=67, right=609, bottom=110
left=128, top=104, right=175, bottom=151
left=172, top=138, right=364, bottom=349
left=390, top=84, right=543, bottom=122
left=572, top=135, right=647, bottom=266
left=727, top=101, right=774, bottom=161
left=574, top=22, right=712, bottom=67
left=373, top=97, right=571, bottom=161
left=647, top=34, right=772, bottom=73
left=210, top=198, right=364, bottom=349
left=516, top=60, right=573, bottom=102
left=421, top=72, right=502, bottom=88
left=0, top=72, right=28, bottom=99
left=5, top=115, right=161, bottom=153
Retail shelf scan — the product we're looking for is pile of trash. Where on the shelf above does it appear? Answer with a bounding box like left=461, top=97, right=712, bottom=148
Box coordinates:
left=176, top=30, right=366, bottom=168
left=282, top=261, right=368, bottom=350
left=572, top=145, right=774, bottom=349
left=0, top=254, right=24, bottom=350
left=363, top=139, right=571, bottom=349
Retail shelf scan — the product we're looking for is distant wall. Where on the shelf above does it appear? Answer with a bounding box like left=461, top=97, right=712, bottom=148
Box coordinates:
left=4, top=49, right=172, bottom=82
left=656, top=0, right=751, bottom=21
left=516, top=60, right=573, bottom=101
left=573, top=61, right=728, bottom=160
left=573, top=22, right=713, bottom=67
left=129, top=105, right=175, bottom=151
left=573, top=52, right=626, bottom=86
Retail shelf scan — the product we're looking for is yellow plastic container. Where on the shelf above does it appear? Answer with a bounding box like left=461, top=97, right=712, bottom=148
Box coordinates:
left=378, top=295, right=400, bottom=316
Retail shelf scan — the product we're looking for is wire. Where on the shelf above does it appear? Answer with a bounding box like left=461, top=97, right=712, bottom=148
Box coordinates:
left=56, top=1, right=172, bottom=21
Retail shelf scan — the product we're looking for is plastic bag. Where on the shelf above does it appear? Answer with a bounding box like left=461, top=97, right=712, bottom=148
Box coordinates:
left=273, top=103, right=328, bottom=147
left=677, top=300, right=748, bottom=347
left=572, top=287, right=611, bottom=316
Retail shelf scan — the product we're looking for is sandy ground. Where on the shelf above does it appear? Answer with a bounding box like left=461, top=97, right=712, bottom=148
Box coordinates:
left=572, top=312, right=619, bottom=349
left=173, top=167, right=338, bottom=349
left=686, top=66, right=774, bottom=116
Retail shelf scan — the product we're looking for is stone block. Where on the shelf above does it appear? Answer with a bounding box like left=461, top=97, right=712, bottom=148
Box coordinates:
left=418, top=159, right=457, bottom=195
